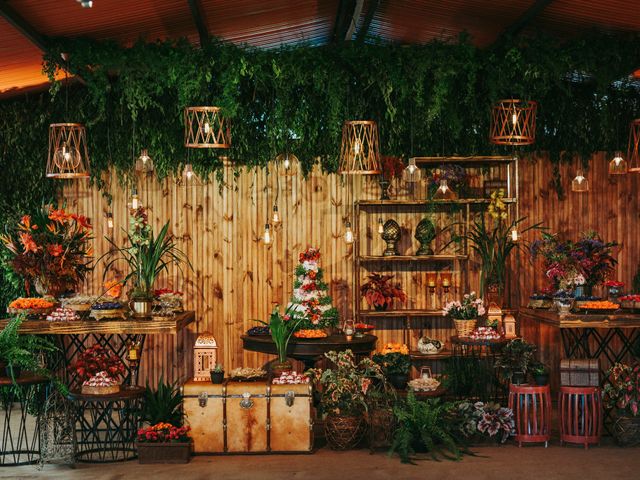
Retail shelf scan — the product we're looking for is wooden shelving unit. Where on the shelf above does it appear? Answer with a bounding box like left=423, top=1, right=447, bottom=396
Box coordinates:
left=359, top=254, right=468, bottom=262
left=409, top=350, right=453, bottom=361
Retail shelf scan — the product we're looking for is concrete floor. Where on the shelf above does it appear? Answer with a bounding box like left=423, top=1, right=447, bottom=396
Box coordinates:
left=2, top=443, right=639, bottom=480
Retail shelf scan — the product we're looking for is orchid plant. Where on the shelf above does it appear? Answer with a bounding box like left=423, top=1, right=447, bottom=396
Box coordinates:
left=443, top=292, right=485, bottom=320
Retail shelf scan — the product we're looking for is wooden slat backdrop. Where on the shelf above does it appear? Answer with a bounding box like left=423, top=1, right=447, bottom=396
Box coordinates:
left=62, top=152, right=639, bottom=385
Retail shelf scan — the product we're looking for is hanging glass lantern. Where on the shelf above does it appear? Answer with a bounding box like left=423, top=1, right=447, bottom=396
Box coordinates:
left=135, top=149, right=154, bottom=173
left=184, top=107, right=231, bottom=148
left=628, top=120, right=640, bottom=173
left=608, top=151, right=627, bottom=175
left=183, top=163, right=195, bottom=181
left=338, top=120, right=381, bottom=174
left=47, top=123, right=90, bottom=178
left=377, top=217, right=384, bottom=234
left=343, top=221, right=355, bottom=244
left=131, top=188, right=140, bottom=209
left=106, top=212, right=114, bottom=230
left=433, top=179, right=456, bottom=200
left=402, top=157, right=422, bottom=183
left=489, top=99, right=537, bottom=146
left=571, top=170, right=589, bottom=192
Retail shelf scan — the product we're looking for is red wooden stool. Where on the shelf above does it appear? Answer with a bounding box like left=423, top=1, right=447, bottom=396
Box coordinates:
left=508, top=384, right=552, bottom=447
left=559, top=386, right=602, bottom=449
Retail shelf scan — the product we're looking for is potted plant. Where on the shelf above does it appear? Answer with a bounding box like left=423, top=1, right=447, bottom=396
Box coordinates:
left=360, top=273, right=407, bottom=311
left=69, top=343, right=126, bottom=393
left=530, top=362, right=549, bottom=386
left=443, top=292, right=485, bottom=337
left=102, top=207, right=191, bottom=317
left=258, top=305, right=302, bottom=375
left=142, top=375, right=183, bottom=426
left=452, top=400, right=514, bottom=445
left=210, top=364, right=225, bottom=384
left=603, top=363, right=640, bottom=446
left=307, top=350, right=383, bottom=450
left=137, top=423, right=192, bottom=464
left=373, top=343, right=411, bottom=390
left=494, top=338, right=536, bottom=385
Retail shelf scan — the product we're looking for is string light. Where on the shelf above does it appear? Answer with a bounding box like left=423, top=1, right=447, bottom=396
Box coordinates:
left=106, top=212, right=114, bottom=230
left=271, top=205, right=281, bottom=227
left=377, top=217, right=384, bottom=234
left=131, top=188, right=139, bottom=209
left=263, top=224, right=272, bottom=245
left=344, top=221, right=354, bottom=244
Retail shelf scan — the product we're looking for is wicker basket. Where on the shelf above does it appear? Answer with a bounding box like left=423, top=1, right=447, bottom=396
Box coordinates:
left=367, top=409, right=396, bottom=451
left=453, top=318, right=477, bottom=337
left=613, top=414, right=640, bottom=447
left=324, top=415, right=365, bottom=450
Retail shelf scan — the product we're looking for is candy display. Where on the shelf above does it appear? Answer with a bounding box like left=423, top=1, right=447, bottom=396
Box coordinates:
left=46, top=307, right=80, bottom=322
left=81, top=371, right=121, bottom=395
left=408, top=377, right=441, bottom=392
left=293, top=329, right=328, bottom=339
left=620, top=294, right=640, bottom=302
left=229, top=367, right=266, bottom=380
left=90, top=302, right=127, bottom=320
left=247, top=326, right=271, bottom=336
left=271, top=371, right=310, bottom=385
left=91, top=302, right=123, bottom=310
left=354, top=323, right=375, bottom=334
left=468, top=327, right=502, bottom=341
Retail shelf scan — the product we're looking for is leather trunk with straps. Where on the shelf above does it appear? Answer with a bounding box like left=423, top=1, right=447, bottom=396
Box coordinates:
left=182, top=380, right=313, bottom=453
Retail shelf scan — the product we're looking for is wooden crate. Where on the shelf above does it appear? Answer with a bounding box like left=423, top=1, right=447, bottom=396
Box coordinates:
left=560, top=359, right=600, bottom=387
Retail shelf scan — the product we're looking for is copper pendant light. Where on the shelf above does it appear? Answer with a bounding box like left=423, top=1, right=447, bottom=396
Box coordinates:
left=46, top=123, right=90, bottom=179
left=608, top=151, right=628, bottom=175
left=628, top=119, right=640, bottom=173
left=184, top=107, right=231, bottom=148
left=489, top=99, right=537, bottom=146
left=339, top=120, right=381, bottom=174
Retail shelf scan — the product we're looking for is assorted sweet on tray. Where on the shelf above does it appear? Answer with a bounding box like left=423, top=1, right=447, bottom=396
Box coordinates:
left=229, top=367, right=267, bottom=380
left=293, top=329, right=328, bottom=339
left=46, top=307, right=80, bottom=322
left=354, top=323, right=375, bottom=334
left=468, top=327, right=502, bottom=341
left=61, top=295, right=97, bottom=312
left=619, top=295, right=640, bottom=310
left=408, top=377, right=441, bottom=392
left=90, top=301, right=127, bottom=320
left=247, top=325, right=271, bottom=336
left=271, top=371, right=310, bottom=385
left=527, top=293, right=553, bottom=309
left=153, top=288, right=184, bottom=315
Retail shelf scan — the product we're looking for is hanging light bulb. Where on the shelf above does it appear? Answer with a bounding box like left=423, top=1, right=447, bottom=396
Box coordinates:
left=344, top=221, right=354, bottom=244
left=434, top=179, right=455, bottom=200
left=183, top=163, right=194, bottom=181
left=377, top=217, right=384, bottom=234
left=609, top=151, right=628, bottom=175
left=271, top=205, right=281, bottom=227
left=571, top=170, right=589, bottom=192
left=203, top=122, right=211, bottom=135
left=353, top=139, right=361, bottom=155
left=131, top=188, right=140, bottom=209
left=402, top=158, right=422, bottom=183
left=510, top=226, right=519, bottom=242
left=106, top=212, right=114, bottom=230
left=263, top=223, right=272, bottom=245
left=283, top=154, right=291, bottom=171
left=135, top=149, right=154, bottom=173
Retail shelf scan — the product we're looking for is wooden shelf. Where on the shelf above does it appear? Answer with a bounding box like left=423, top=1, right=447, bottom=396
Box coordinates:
left=410, top=350, right=453, bottom=360
left=357, top=198, right=516, bottom=207
left=411, top=156, right=517, bottom=166
left=359, top=254, right=467, bottom=262
left=358, top=309, right=444, bottom=318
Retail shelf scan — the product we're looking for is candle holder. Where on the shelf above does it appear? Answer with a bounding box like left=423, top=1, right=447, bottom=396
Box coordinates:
left=343, top=319, right=355, bottom=341
left=126, top=340, right=142, bottom=388
left=441, top=271, right=452, bottom=305
left=427, top=272, right=438, bottom=310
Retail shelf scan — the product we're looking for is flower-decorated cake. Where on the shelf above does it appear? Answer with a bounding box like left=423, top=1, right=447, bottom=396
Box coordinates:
left=81, top=371, right=121, bottom=395
left=46, top=307, right=80, bottom=322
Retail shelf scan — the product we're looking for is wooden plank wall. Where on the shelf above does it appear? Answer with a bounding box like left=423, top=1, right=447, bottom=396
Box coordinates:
left=63, top=152, right=639, bottom=385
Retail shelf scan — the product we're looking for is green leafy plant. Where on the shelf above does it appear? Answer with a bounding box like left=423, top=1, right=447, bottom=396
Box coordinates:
left=372, top=352, right=411, bottom=376
left=442, top=356, right=496, bottom=401
left=390, top=393, right=467, bottom=464
left=360, top=273, right=407, bottom=309
left=257, top=304, right=301, bottom=364
left=142, top=375, right=184, bottom=427
left=494, top=338, right=537, bottom=381
left=211, top=363, right=224, bottom=374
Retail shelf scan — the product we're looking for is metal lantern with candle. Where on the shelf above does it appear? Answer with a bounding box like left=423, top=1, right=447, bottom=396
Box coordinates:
left=503, top=314, right=517, bottom=339
left=193, top=333, right=218, bottom=381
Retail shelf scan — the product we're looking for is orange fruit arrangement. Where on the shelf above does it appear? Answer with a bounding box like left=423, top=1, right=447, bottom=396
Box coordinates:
left=293, top=329, right=328, bottom=339
left=580, top=300, right=619, bottom=310
left=9, top=297, right=54, bottom=310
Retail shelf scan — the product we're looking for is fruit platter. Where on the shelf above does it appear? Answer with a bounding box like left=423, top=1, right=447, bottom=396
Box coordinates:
left=247, top=325, right=271, bottom=336
left=527, top=294, right=553, bottom=309
left=354, top=323, right=375, bottom=335
left=619, top=295, right=640, bottom=312
left=293, top=329, right=328, bottom=339
left=90, top=302, right=127, bottom=320
left=7, top=297, right=55, bottom=317
left=576, top=300, right=620, bottom=315
left=229, top=367, right=267, bottom=382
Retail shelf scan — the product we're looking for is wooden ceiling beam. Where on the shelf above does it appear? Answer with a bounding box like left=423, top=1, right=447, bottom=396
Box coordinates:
left=493, top=0, right=555, bottom=46
left=344, top=0, right=364, bottom=42
left=0, top=0, right=49, bottom=52
left=356, top=0, right=380, bottom=44
left=187, top=0, right=209, bottom=46
left=333, top=0, right=363, bottom=44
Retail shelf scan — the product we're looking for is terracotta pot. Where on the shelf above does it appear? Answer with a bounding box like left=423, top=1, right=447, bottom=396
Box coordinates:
left=271, top=360, right=293, bottom=376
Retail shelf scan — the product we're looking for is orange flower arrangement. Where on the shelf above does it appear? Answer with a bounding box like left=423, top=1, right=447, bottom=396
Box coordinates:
left=9, top=297, right=55, bottom=310
left=379, top=342, right=409, bottom=355
left=103, top=279, right=123, bottom=299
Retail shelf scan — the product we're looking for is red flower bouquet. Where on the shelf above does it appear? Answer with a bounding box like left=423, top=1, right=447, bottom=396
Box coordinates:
left=360, top=273, right=407, bottom=310
left=70, top=344, right=126, bottom=382
left=137, top=423, right=191, bottom=443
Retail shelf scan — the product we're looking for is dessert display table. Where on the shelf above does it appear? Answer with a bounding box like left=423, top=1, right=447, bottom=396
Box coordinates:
left=0, top=374, right=49, bottom=466
left=67, top=386, right=145, bottom=463
left=241, top=334, right=378, bottom=371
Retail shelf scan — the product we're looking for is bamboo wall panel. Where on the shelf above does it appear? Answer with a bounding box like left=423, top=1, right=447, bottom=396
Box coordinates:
left=63, top=152, right=639, bottom=385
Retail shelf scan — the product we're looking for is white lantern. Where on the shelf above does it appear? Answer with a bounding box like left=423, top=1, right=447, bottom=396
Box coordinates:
left=503, top=314, right=517, bottom=339
left=193, top=332, right=218, bottom=381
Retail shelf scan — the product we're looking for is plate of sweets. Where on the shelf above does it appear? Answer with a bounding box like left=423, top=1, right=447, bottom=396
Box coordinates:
left=355, top=323, right=375, bottom=335
left=468, top=327, right=503, bottom=342
left=229, top=367, right=267, bottom=382
left=271, top=371, right=310, bottom=385
left=46, top=307, right=80, bottom=322
left=293, top=329, right=328, bottom=339
left=577, top=300, right=620, bottom=315
left=247, top=326, right=271, bottom=336
left=90, top=302, right=127, bottom=320
left=619, top=295, right=640, bottom=312
left=62, top=295, right=97, bottom=312
left=8, top=297, right=55, bottom=316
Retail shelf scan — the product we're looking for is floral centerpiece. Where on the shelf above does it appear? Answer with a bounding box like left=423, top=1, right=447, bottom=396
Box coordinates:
left=257, top=304, right=301, bottom=374
left=360, top=273, right=407, bottom=311
left=453, top=401, right=514, bottom=444
left=603, top=363, right=640, bottom=446
left=307, top=349, right=384, bottom=450
left=444, top=292, right=485, bottom=337
left=287, top=247, right=338, bottom=330
left=137, top=423, right=192, bottom=464
left=70, top=343, right=125, bottom=393
left=0, top=206, right=93, bottom=297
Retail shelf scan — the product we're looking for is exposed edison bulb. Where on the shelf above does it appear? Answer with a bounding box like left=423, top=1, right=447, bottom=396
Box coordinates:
left=377, top=217, right=384, bottom=234
left=53, top=142, right=81, bottom=173
left=511, top=112, right=518, bottom=126
left=135, top=149, right=154, bottom=172
left=106, top=213, right=114, bottom=230
left=263, top=223, right=272, bottom=245
left=131, top=188, right=139, bottom=210
left=271, top=205, right=281, bottom=226
left=353, top=139, right=361, bottom=155
left=203, top=122, right=211, bottom=135
left=283, top=154, right=291, bottom=171
left=183, top=163, right=194, bottom=181
left=344, top=221, right=354, bottom=244
left=510, top=226, right=519, bottom=242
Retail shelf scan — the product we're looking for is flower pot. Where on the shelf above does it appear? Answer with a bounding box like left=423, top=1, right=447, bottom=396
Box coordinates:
left=374, top=303, right=388, bottom=312
left=324, top=415, right=365, bottom=450
left=210, top=371, right=225, bottom=384
left=613, top=413, right=640, bottom=447
left=137, top=441, right=192, bottom=464
left=533, top=373, right=549, bottom=386
left=511, top=371, right=526, bottom=385
left=271, top=360, right=293, bottom=376
left=388, top=373, right=409, bottom=390
left=129, top=297, right=153, bottom=318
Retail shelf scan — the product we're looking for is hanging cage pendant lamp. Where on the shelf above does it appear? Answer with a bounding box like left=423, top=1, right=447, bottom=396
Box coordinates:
left=184, top=107, right=231, bottom=148
left=608, top=151, right=628, bottom=175
left=339, top=120, right=381, bottom=174
left=489, top=99, right=537, bottom=146
left=46, top=123, right=90, bottom=179
left=628, top=119, right=640, bottom=173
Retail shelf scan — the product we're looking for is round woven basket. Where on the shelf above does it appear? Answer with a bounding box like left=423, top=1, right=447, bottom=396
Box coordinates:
left=613, top=414, right=640, bottom=447
left=453, top=318, right=477, bottom=337
left=324, top=415, right=365, bottom=450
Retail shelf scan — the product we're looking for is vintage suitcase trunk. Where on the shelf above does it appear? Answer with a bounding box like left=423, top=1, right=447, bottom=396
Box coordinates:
left=182, top=380, right=313, bottom=454
left=560, top=359, right=600, bottom=386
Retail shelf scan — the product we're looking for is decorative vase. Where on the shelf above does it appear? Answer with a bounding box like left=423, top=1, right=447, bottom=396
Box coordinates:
left=271, top=360, right=293, bottom=376
left=378, top=178, right=391, bottom=200
left=388, top=373, right=409, bottom=390
left=607, top=286, right=622, bottom=302
left=533, top=373, right=549, bottom=386
left=574, top=285, right=585, bottom=298
left=137, top=441, right=192, bottom=464
left=129, top=297, right=153, bottom=318
left=613, top=412, right=640, bottom=447
left=485, top=284, right=504, bottom=308
left=511, top=371, right=526, bottom=385
left=324, top=415, right=365, bottom=450
left=414, top=218, right=436, bottom=256
left=381, top=219, right=401, bottom=256
left=374, top=303, right=388, bottom=312
left=210, top=371, right=225, bottom=384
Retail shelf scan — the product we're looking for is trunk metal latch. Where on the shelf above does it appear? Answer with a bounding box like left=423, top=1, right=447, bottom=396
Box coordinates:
left=198, top=392, right=208, bottom=407
left=240, top=392, right=254, bottom=409
left=285, top=390, right=295, bottom=407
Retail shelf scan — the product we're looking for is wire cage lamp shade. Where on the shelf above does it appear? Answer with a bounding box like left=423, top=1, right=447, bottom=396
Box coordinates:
left=628, top=119, right=640, bottom=173
left=339, top=120, right=381, bottom=174
left=489, top=99, right=537, bottom=146
left=184, top=107, right=231, bottom=148
left=46, top=123, right=90, bottom=179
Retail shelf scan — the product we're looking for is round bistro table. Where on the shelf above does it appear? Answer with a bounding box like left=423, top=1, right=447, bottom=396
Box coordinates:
left=241, top=334, right=378, bottom=371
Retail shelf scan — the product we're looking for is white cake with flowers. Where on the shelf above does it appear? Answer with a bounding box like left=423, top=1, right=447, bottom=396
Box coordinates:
left=81, top=371, right=121, bottom=395
left=287, top=247, right=339, bottom=331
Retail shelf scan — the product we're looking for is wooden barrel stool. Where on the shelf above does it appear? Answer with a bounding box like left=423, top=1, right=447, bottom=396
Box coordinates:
left=559, top=386, right=602, bottom=449
left=508, top=384, right=552, bottom=447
